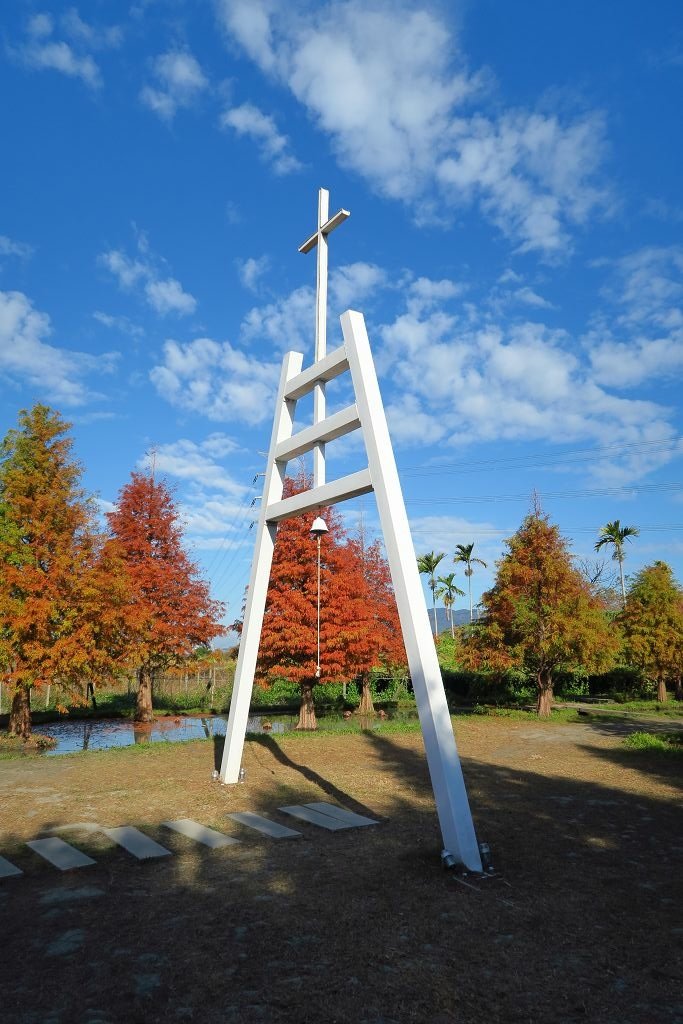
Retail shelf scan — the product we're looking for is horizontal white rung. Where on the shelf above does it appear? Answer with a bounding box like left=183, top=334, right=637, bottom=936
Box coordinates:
left=275, top=405, right=360, bottom=463
left=284, top=345, right=349, bottom=401
left=266, top=468, right=373, bottom=522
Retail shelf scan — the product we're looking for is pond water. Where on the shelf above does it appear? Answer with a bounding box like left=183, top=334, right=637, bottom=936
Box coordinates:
left=41, top=709, right=418, bottom=755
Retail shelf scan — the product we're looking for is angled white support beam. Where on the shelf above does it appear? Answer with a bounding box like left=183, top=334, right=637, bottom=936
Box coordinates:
left=219, top=300, right=481, bottom=871
left=284, top=344, right=349, bottom=401
left=265, top=468, right=373, bottom=523
left=341, top=309, right=482, bottom=873
left=274, top=404, right=360, bottom=464
left=219, top=350, right=303, bottom=784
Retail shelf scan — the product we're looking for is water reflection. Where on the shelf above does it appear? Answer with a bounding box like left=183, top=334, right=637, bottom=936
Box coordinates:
left=40, top=709, right=417, bottom=755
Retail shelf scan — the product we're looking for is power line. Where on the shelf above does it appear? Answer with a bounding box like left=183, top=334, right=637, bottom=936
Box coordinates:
left=405, top=479, right=683, bottom=505
left=398, top=435, right=683, bottom=478
left=202, top=487, right=259, bottom=576
left=409, top=524, right=683, bottom=536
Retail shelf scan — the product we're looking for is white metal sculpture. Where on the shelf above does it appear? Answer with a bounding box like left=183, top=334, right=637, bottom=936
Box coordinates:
left=220, top=189, right=482, bottom=871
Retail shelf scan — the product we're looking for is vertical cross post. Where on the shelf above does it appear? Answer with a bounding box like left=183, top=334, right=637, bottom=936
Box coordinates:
left=299, top=188, right=350, bottom=488
left=313, top=188, right=328, bottom=487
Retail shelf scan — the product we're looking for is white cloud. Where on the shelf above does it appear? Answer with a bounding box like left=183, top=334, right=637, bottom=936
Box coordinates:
left=217, top=0, right=610, bottom=256
left=330, top=262, right=388, bottom=311
left=220, top=102, right=301, bottom=174
left=137, top=436, right=246, bottom=494
left=374, top=279, right=676, bottom=486
left=512, top=286, right=554, bottom=309
left=100, top=249, right=146, bottom=288
left=60, top=8, right=123, bottom=50
left=498, top=269, right=523, bottom=285
left=93, top=311, right=145, bottom=339
left=407, top=513, right=502, bottom=573
left=385, top=393, right=448, bottom=446
left=145, top=277, right=197, bottom=315
left=587, top=246, right=683, bottom=387
left=20, top=39, right=101, bottom=87
left=0, top=235, right=33, bottom=261
left=239, top=260, right=389, bottom=352
left=140, top=49, right=208, bottom=122
left=16, top=9, right=120, bottom=88
left=405, top=276, right=465, bottom=316
left=241, top=283, right=313, bottom=351
left=218, top=259, right=679, bottom=487
left=27, top=13, right=53, bottom=38
left=99, top=237, right=197, bottom=317
left=237, top=255, right=270, bottom=292
left=150, top=336, right=280, bottom=424
left=0, top=289, right=117, bottom=405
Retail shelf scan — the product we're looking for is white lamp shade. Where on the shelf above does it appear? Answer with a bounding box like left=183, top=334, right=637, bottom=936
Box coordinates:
left=310, top=516, right=329, bottom=537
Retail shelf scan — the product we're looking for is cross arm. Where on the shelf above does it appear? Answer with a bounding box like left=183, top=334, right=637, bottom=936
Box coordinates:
left=298, top=209, right=351, bottom=253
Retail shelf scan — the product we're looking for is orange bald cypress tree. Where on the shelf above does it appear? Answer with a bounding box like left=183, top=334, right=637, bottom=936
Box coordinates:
left=257, top=474, right=405, bottom=728
left=462, top=506, right=619, bottom=716
left=345, top=535, right=405, bottom=713
left=106, top=472, right=225, bottom=722
left=0, top=405, right=125, bottom=739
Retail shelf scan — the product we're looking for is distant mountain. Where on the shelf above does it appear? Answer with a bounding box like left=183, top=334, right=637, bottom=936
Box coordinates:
left=427, top=607, right=473, bottom=633
left=217, top=606, right=475, bottom=649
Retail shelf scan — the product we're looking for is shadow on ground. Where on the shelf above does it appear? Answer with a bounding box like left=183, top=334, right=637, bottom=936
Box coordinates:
left=0, top=729, right=681, bottom=1024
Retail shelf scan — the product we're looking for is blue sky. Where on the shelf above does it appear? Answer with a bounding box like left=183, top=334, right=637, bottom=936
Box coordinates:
left=1, top=0, right=682, bottom=633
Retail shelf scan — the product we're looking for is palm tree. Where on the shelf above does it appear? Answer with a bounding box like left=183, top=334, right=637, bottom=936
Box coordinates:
left=594, top=520, right=639, bottom=609
left=417, top=551, right=446, bottom=636
left=436, top=573, right=466, bottom=638
left=453, top=543, right=488, bottom=623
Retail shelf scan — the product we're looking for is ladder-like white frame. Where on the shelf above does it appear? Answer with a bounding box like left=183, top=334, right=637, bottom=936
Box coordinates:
left=220, top=310, right=482, bottom=871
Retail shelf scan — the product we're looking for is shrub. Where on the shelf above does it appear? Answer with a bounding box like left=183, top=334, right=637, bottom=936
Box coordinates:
left=554, top=670, right=590, bottom=699
left=587, top=665, right=646, bottom=699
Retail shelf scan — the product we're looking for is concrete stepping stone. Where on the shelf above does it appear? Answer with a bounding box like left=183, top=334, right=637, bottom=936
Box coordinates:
left=227, top=811, right=301, bottom=839
left=0, top=854, right=23, bottom=879
left=162, top=819, right=240, bottom=849
left=102, top=827, right=172, bottom=860
left=27, top=838, right=96, bottom=871
left=305, top=802, right=379, bottom=827
left=278, top=805, right=353, bottom=831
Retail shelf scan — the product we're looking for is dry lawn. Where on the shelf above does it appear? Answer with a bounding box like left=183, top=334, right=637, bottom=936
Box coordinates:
left=0, top=716, right=681, bottom=1024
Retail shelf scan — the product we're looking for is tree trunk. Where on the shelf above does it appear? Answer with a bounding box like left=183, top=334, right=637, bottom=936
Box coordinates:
left=296, top=679, right=317, bottom=730
left=536, top=670, right=553, bottom=718
left=618, top=558, right=626, bottom=610
left=8, top=685, right=32, bottom=739
left=675, top=675, right=682, bottom=702
left=87, top=681, right=97, bottom=709
left=656, top=675, right=668, bottom=703
left=357, top=673, right=375, bottom=715
left=135, top=666, right=155, bottom=723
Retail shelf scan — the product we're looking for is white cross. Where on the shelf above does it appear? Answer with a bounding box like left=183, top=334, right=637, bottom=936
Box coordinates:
left=299, top=188, right=350, bottom=486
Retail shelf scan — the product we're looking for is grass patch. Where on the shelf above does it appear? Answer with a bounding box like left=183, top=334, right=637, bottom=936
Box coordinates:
left=623, top=731, right=683, bottom=755
left=458, top=705, right=579, bottom=723
left=610, top=700, right=683, bottom=717
left=251, top=718, right=426, bottom=741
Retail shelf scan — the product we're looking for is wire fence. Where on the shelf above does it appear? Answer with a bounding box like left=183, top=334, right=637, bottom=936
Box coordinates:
left=0, top=663, right=238, bottom=716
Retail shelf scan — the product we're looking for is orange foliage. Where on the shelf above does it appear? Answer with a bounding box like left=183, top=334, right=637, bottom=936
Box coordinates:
left=462, top=507, right=619, bottom=715
left=106, top=471, right=225, bottom=676
left=0, top=405, right=128, bottom=735
left=257, top=475, right=405, bottom=686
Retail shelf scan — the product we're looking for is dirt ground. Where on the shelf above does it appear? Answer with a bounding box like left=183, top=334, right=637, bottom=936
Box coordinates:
left=0, top=716, right=681, bottom=1024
